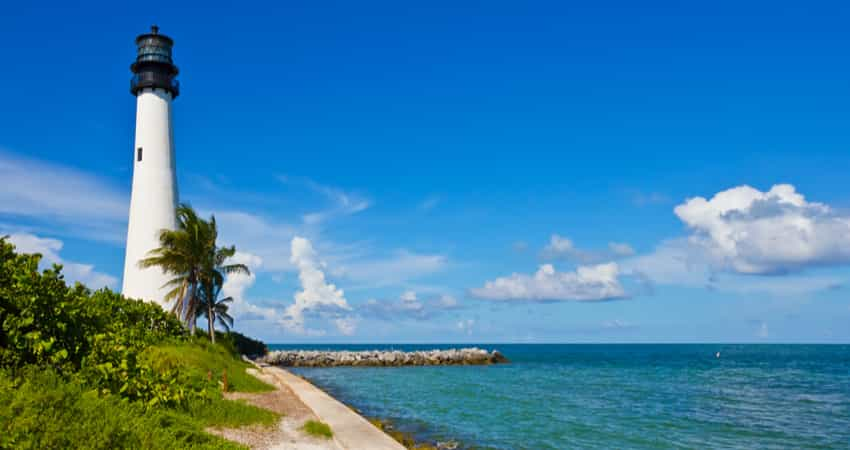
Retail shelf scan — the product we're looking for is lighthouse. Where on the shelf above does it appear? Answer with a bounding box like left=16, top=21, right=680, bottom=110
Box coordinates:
left=122, top=26, right=180, bottom=308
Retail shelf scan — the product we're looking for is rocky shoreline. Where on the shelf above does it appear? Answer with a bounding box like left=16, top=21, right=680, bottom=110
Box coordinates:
left=259, top=347, right=509, bottom=367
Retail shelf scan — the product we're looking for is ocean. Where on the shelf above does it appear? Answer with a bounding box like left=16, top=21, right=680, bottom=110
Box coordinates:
left=268, top=344, right=850, bottom=449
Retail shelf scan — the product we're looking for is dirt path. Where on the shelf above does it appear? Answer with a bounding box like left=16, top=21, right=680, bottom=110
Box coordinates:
left=208, top=367, right=340, bottom=450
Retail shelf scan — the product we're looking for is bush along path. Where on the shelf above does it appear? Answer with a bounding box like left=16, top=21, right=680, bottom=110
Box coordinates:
left=0, top=237, right=277, bottom=449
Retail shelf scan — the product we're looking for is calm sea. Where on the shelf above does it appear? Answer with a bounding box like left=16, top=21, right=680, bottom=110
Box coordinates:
left=268, top=344, right=850, bottom=449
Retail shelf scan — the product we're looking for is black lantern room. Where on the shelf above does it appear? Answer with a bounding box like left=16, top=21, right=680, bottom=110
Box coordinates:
left=130, top=25, right=180, bottom=98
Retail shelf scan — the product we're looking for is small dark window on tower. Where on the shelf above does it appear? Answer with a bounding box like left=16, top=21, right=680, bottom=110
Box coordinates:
left=137, top=147, right=143, bottom=162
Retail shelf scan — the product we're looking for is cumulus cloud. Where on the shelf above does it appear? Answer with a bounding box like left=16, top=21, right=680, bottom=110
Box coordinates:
left=470, top=263, right=626, bottom=302
left=360, top=291, right=462, bottom=321
left=212, top=207, right=447, bottom=291
left=280, top=237, right=354, bottom=335
left=220, top=251, right=279, bottom=322
left=6, top=232, right=117, bottom=288
left=674, top=184, right=850, bottom=274
left=623, top=238, right=845, bottom=295
left=542, top=234, right=634, bottom=262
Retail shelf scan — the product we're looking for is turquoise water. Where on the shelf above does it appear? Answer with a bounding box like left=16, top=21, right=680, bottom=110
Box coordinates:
left=269, top=344, right=850, bottom=449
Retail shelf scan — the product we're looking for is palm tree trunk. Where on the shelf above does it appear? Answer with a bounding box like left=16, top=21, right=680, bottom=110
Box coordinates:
left=187, top=281, right=198, bottom=333
left=208, top=300, right=216, bottom=344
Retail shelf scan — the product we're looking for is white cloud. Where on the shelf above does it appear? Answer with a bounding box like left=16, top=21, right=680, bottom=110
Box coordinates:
left=674, top=184, right=850, bottom=274
left=0, top=151, right=128, bottom=242
left=608, top=242, right=636, bottom=257
left=331, top=249, right=447, bottom=287
left=437, top=294, right=458, bottom=308
left=757, top=322, right=769, bottom=338
left=623, top=237, right=844, bottom=297
left=280, top=237, right=353, bottom=335
left=6, top=233, right=117, bottom=288
left=212, top=207, right=446, bottom=290
left=542, top=234, right=634, bottom=263
left=334, top=317, right=358, bottom=336
left=213, top=210, right=298, bottom=272
left=457, top=319, right=475, bottom=335
left=631, top=191, right=670, bottom=206
left=361, top=291, right=462, bottom=321
left=602, top=319, right=636, bottom=330
left=220, top=251, right=279, bottom=322
left=419, top=196, right=440, bottom=211
left=622, top=238, right=711, bottom=287
left=543, top=234, right=576, bottom=256
left=278, top=175, right=370, bottom=225
left=470, top=263, right=626, bottom=302
left=221, top=239, right=358, bottom=336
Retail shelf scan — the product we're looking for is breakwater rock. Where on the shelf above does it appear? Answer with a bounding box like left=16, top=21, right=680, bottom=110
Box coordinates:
left=259, top=347, right=509, bottom=367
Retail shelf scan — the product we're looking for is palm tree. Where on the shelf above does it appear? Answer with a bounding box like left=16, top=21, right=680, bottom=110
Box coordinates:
left=195, top=292, right=236, bottom=334
left=139, top=203, right=213, bottom=332
left=197, top=219, right=249, bottom=343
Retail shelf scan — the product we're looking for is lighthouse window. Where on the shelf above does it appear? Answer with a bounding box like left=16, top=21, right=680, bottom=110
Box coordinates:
left=137, top=147, right=143, bottom=162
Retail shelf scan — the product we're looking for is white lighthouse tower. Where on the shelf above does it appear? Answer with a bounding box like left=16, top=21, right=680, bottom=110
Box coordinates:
left=122, top=26, right=180, bottom=308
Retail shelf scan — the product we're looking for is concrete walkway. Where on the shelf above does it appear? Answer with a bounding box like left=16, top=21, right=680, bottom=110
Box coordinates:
left=262, top=365, right=405, bottom=450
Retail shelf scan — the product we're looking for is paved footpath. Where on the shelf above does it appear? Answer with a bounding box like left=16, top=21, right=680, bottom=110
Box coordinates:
left=261, top=364, right=405, bottom=450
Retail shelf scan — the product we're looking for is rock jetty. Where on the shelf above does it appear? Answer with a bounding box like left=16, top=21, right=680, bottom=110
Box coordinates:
left=259, top=347, right=508, bottom=367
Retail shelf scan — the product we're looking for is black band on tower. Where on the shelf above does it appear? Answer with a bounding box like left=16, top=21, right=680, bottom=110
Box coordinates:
left=130, top=25, right=180, bottom=98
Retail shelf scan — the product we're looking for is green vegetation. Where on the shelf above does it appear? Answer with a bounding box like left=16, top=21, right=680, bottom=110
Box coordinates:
left=222, top=330, right=268, bottom=357
left=301, top=420, right=333, bottom=439
left=139, top=203, right=249, bottom=343
left=0, top=237, right=275, bottom=449
left=141, top=339, right=273, bottom=394
left=0, top=368, right=242, bottom=450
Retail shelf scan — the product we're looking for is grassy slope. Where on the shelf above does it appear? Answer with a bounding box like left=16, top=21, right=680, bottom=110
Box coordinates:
left=0, top=340, right=278, bottom=449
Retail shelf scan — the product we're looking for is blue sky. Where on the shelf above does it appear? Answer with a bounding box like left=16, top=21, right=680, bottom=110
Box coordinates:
left=2, top=1, right=850, bottom=342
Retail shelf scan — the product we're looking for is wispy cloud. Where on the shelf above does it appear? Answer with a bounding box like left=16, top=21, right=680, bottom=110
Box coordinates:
left=5, top=232, right=117, bottom=288
left=418, top=195, right=440, bottom=212
left=277, top=175, right=370, bottom=225
left=630, top=190, right=670, bottom=207
left=360, top=290, right=462, bottom=321
left=212, top=209, right=299, bottom=272
left=457, top=319, right=475, bottom=335
left=330, top=249, right=448, bottom=288
left=541, top=234, right=634, bottom=263
left=0, top=150, right=128, bottom=242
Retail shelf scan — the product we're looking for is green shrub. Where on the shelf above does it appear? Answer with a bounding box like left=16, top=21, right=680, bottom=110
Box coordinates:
left=220, top=330, right=268, bottom=357
left=141, top=339, right=274, bottom=393
left=0, top=367, right=243, bottom=450
left=0, top=241, right=183, bottom=374
left=0, top=237, right=190, bottom=406
left=0, top=237, right=278, bottom=448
